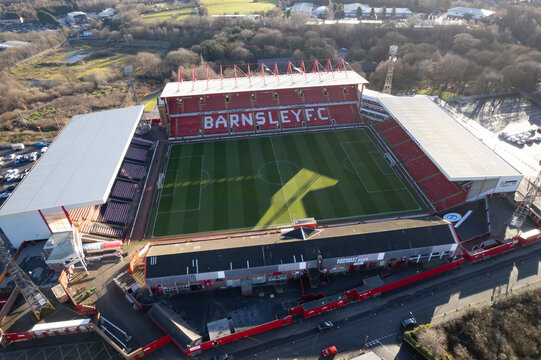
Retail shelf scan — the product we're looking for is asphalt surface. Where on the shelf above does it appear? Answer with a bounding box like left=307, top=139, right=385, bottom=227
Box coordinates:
left=193, top=241, right=541, bottom=360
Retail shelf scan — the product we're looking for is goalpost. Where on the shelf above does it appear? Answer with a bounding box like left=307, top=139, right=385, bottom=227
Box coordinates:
left=384, top=152, right=396, bottom=167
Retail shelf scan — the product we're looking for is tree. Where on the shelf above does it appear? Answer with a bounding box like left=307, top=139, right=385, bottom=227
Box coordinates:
left=391, top=6, right=396, bottom=18
left=131, top=52, right=162, bottom=79
left=37, top=10, right=59, bottom=27
left=356, top=6, right=362, bottom=19
left=370, top=7, right=375, bottom=19
left=199, top=5, right=208, bottom=16
left=452, top=33, right=481, bottom=54
left=382, top=6, right=387, bottom=17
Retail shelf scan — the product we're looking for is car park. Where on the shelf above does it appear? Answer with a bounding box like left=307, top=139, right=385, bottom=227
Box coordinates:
left=318, top=321, right=334, bottom=331
left=322, top=346, right=338, bottom=357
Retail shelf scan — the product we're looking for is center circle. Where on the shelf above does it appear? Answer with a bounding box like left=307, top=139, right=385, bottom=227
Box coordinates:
left=258, top=161, right=300, bottom=186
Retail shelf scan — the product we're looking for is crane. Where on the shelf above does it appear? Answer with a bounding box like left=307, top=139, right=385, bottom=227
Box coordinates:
left=382, top=45, right=398, bottom=95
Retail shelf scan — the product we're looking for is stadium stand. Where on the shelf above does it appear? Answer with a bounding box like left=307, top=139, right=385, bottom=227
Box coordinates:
left=257, top=110, right=281, bottom=131
left=80, top=222, right=125, bottom=238
left=381, top=126, right=411, bottom=146
left=229, top=112, right=256, bottom=132
left=280, top=108, right=306, bottom=128
left=307, top=107, right=331, bottom=127
left=404, top=156, right=441, bottom=181
left=277, top=89, right=304, bottom=106
left=102, top=201, right=130, bottom=226
left=418, top=174, right=461, bottom=203
left=328, top=104, right=358, bottom=124
left=327, top=86, right=346, bottom=102
left=392, top=140, right=424, bottom=163
left=434, top=192, right=468, bottom=211
left=111, top=180, right=138, bottom=201
left=301, top=87, right=328, bottom=103
left=201, top=95, right=227, bottom=112
left=174, top=116, right=202, bottom=137
left=67, top=205, right=95, bottom=223
left=125, top=146, right=148, bottom=163
left=225, top=92, right=253, bottom=110
left=376, top=119, right=398, bottom=133
left=343, top=85, right=358, bottom=101
left=178, top=97, right=200, bottom=113
left=131, top=138, right=152, bottom=148
left=119, top=162, right=145, bottom=180
left=251, top=91, right=277, bottom=107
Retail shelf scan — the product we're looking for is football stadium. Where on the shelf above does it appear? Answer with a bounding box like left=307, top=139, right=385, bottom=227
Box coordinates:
left=150, top=129, right=424, bottom=236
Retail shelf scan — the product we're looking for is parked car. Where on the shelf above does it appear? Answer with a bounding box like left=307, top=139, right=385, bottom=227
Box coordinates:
left=36, top=141, right=49, bottom=147
left=322, top=346, right=338, bottom=357
left=11, top=143, right=24, bottom=151
left=6, top=185, right=16, bottom=191
left=23, top=154, right=29, bottom=162
left=40, top=146, right=48, bottom=155
left=0, top=192, right=10, bottom=198
left=29, top=152, right=38, bottom=162
left=318, top=321, right=334, bottom=331
left=401, top=312, right=418, bottom=330
left=8, top=154, right=16, bottom=161
left=14, top=155, right=21, bottom=164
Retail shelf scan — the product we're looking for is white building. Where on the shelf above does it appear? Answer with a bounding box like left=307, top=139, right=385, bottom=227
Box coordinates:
left=67, top=11, right=89, bottom=25
left=0, top=106, right=143, bottom=248
left=98, top=8, right=115, bottom=18
left=447, top=7, right=495, bottom=20
left=344, top=3, right=412, bottom=19
left=291, top=2, right=315, bottom=16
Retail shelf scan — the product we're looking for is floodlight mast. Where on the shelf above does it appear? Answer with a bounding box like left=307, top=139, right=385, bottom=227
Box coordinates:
left=0, top=231, right=54, bottom=320
left=382, top=45, right=398, bottom=95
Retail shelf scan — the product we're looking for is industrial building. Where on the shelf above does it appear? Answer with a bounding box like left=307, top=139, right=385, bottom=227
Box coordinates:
left=447, top=7, right=495, bottom=20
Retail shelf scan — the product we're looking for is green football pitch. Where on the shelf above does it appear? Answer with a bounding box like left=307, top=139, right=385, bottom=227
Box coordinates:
left=150, top=129, right=425, bottom=237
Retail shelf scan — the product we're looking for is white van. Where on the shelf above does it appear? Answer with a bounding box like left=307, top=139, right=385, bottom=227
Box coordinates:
left=11, top=143, right=25, bottom=151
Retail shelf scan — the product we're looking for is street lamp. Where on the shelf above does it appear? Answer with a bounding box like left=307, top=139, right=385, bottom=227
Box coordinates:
left=37, top=126, right=45, bottom=142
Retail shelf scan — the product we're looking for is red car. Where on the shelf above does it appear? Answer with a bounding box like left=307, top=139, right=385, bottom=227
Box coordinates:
left=322, top=346, right=337, bottom=357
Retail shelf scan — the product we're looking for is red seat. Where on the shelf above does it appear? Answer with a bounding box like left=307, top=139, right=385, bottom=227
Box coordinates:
left=392, top=140, right=423, bottom=163
left=255, top=109, right=281, bottom=131
left=279, top=107, right=305, bottom=128
left=418, top=173, right=461, bottom=202
left=328, top=104, right=357, bottom=124
left=252, top=91, right=277, bottom=107
left=404, top=156, right=441, bottom=181
left=306, top=106, right=331, bottom=126
left=229, top=111, right=256, bottom=133
left=382, top=126, right=410, bottom=146
left=173, top=115, right=202, bottom=137
left=277, top=89, right=304, bottom=106
left=225, top=92, right=253, bottom=110
left=327, top=86, right=346, bottom=102
left=301, top=87, right=328, bottom=104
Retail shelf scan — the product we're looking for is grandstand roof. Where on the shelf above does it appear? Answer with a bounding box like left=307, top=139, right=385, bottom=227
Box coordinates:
left=0, top=106, right=143, bottom=218
left=377, top=95, right=520, bottom=181
left=160, top=70, right=368, bottom=98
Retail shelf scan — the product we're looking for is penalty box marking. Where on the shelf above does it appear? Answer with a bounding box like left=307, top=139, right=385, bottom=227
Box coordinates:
left=158, top=154, right=204, bottom=214
left=339, top=141, right=406, bottom=193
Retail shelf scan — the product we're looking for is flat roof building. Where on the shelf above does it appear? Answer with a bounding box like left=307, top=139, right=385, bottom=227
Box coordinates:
left=0, top=106, right=143, bottom=247
left=145, top=217, right=460, bottom=295
left=447, top=7, right=495, bottom=20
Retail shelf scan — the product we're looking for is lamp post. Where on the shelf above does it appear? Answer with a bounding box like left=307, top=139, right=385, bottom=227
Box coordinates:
left=37, top=126, right=45, bottom=142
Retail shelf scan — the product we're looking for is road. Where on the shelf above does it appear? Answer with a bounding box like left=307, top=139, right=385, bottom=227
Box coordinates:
left=197, top=242, right=541, bottom=360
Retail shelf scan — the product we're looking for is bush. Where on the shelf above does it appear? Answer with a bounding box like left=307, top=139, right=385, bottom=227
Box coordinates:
left=37, top=10, right=59, bottom=27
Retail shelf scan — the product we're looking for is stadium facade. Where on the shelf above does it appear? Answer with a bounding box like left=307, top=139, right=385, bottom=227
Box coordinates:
left=144, top=217, right=460, bottom=295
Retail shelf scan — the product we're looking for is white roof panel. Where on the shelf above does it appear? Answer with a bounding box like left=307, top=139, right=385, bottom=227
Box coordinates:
left=0, top=106, right=143, bottom=217
left=378, top=95, right=520, bottom=181
left=160, top=71, right=368, bottom=99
